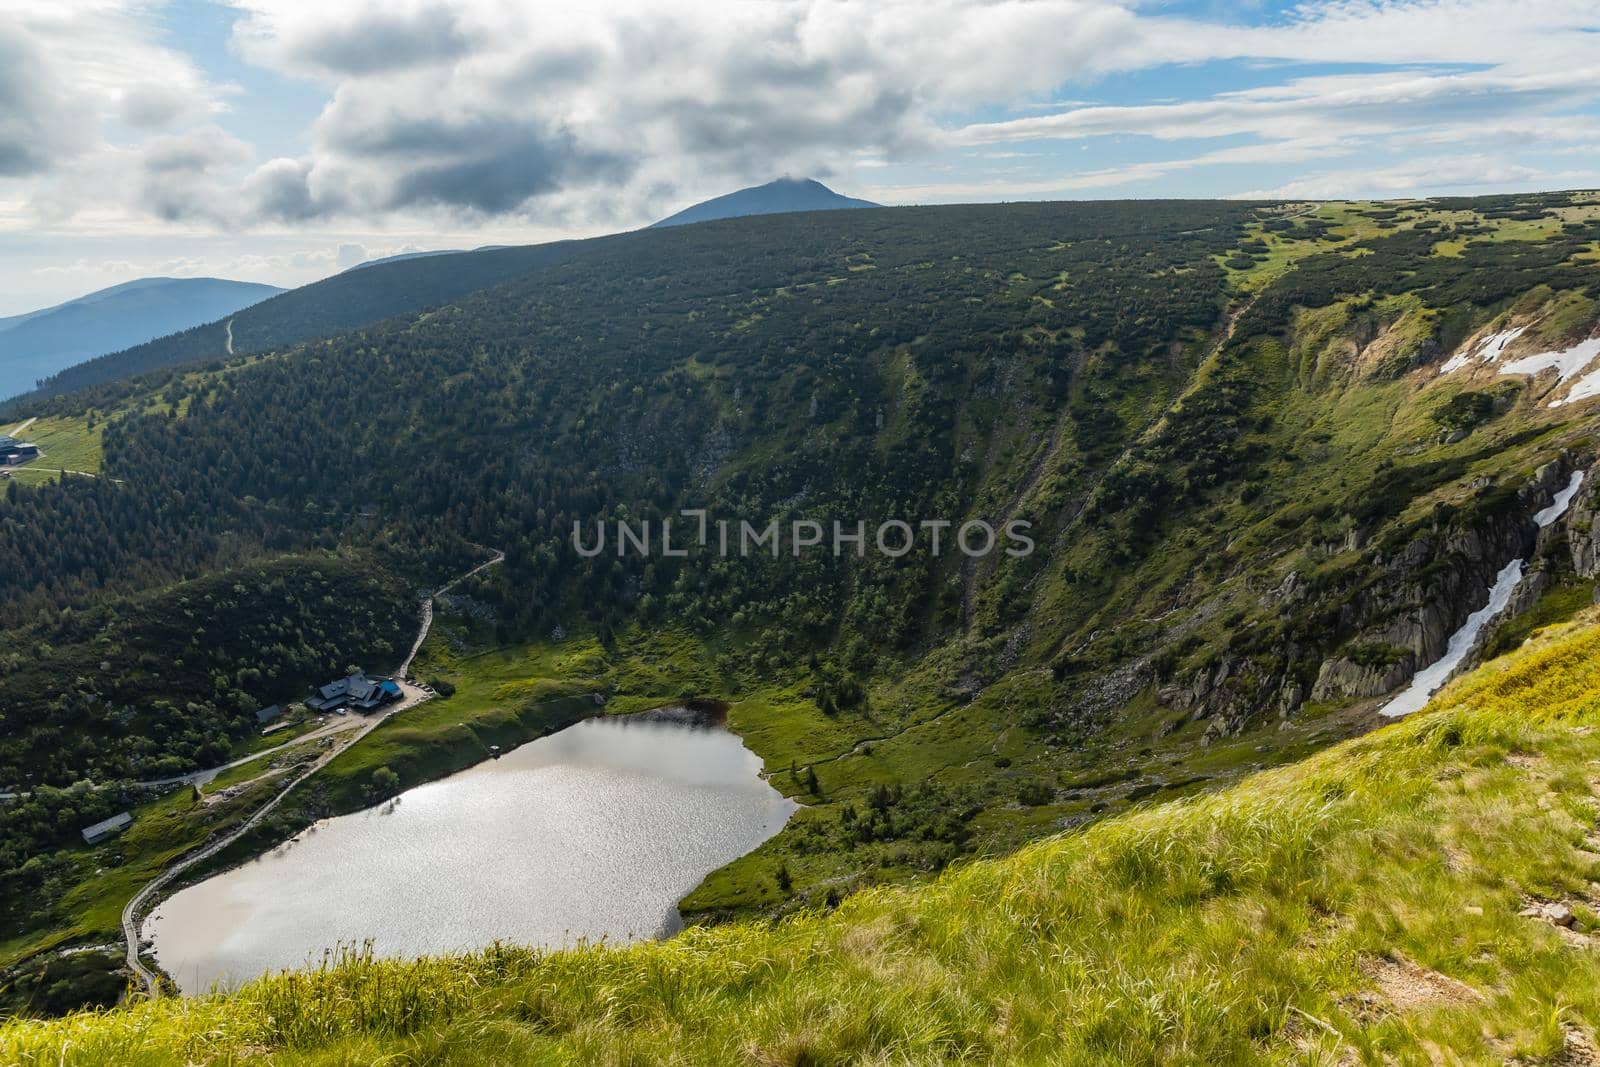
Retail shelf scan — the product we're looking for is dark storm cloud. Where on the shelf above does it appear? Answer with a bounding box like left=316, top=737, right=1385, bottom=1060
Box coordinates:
left=490, top=46, right=605, bottom=97
left=387, top=126, right=633, bottom=214
left=660, top=84, right=924, bottom=168
left=329, top=113, right=511, bottom=159
left=221, top=114, right=633, bottom=222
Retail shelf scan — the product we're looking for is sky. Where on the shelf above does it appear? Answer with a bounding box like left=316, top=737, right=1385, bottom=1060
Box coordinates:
left=2, top=0, right=1599, bottom=315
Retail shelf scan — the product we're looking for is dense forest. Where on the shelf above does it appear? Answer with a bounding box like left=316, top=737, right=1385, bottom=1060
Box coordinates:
left=5, top=200, right=1250, bottom=623
left=0, top=554, right=422, bottom=788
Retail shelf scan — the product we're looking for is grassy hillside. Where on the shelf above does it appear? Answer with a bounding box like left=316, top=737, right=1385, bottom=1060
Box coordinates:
left=0, top=414, right=104, bottom=487
left=8, top=605, right=1600, bottom=1063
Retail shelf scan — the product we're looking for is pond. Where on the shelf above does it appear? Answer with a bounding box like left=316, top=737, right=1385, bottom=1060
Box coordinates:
left=147, top=712, right=796, bottom=994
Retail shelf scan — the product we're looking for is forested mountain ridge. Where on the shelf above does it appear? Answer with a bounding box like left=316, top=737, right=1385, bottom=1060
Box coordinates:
left=4, top=241, right=598, bottom=407
left=0, top=278, right=282, bottom=402
left=8, top=192, right=1600, bottom=787
left=6, top=192, right=1600, bottom=995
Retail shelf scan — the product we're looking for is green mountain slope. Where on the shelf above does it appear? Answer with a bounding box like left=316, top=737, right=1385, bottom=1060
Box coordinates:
left=8, top=602, right=1600, bottom=1063
left=4, top=191, right=1600, bottom=1012
left=6, top=242, right=596, bottom=406
left=8, top=180, right=880, bottom=409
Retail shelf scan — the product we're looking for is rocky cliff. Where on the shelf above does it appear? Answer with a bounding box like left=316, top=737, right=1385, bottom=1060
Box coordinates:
left=1159, top=455, right=1596, bottom=735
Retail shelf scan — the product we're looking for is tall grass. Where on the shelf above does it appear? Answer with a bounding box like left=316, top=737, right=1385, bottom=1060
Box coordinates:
left=8, top=612, right=1600, bottom=1064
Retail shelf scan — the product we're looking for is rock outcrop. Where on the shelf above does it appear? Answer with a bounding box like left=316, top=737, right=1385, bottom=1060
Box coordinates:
left=1310, top=655, right=1415, bottom=704
left=1162, top=456, right=1597, bottom=733
left=1565, top=463, right=1600, bottom=579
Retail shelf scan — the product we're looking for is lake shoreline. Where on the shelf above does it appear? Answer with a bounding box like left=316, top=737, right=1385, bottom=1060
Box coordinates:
left=624, top=698, right=730, bottom=728
left=147, top=712, right=797, bottom=994
left=139, top=693, right=765, bottom=989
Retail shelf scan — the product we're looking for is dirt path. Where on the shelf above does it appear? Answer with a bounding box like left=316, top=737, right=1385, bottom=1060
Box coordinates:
left=224, top=318, right=234, bottom=356
left=122, top=548, right=504, bottom=997
left=5, top=416, right=36, bottom=437
left=200, top=764, right=290, bottom=805
left=804, top=698, right=976, bottom=772
left=5, top=713, right=366, bottom=801
left=121, top=681, right=430, bottom=995
left=4, top=465, right=103, bottom=480
left=133, top=716, right=367, bottom=790
left=399, top=547, right=504, bottom=678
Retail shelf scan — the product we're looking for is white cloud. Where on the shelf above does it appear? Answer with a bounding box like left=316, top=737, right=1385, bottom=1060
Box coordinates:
left=193, top=0, right=1306, bottom=224
left=876, top=137, right=1355, bottom=200
left=0, top=2, right=218, bottom=153
left=0, top=0, right=224, bottom=225
left=137, top=127, right=258, bottom=223
left=957, top=68, right=1600, bottom=148
left=2, top=0, right=1599, bottom=296
left=232, top=0, right=487, bottom=78
left=118, top=82, right=208, bottom=130
left=215, top=0, right=1600, bottom=225
left=1234, top=155, right=1595, bottom=200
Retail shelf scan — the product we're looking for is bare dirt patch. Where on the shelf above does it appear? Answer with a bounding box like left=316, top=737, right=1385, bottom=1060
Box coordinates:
left=1360, top=954, right=1484, bottom=1013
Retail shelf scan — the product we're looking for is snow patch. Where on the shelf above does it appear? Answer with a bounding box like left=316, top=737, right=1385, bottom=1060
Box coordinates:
left=1552, top=366, right=1600, bottom=408
left=1382, top=469, right=1584, bottom=718
left=1380, top=559, right=1526, bottom=717
left=1440, top=325, right=1527, bottom=374
left=1535, top=471, right=1585, bottom=527
left=1498, top=337, right=1600, bottom=384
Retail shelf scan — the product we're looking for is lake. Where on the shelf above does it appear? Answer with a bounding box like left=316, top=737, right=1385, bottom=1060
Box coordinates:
left=147, top=712, right=796, bottom=994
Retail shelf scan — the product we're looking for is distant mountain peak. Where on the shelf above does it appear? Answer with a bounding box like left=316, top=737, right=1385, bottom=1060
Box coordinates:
left=651, top=178, right=879, bottom=228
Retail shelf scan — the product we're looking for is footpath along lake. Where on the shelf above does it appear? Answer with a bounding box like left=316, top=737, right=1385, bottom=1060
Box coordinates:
left=148, top=713, right=797, bottom=994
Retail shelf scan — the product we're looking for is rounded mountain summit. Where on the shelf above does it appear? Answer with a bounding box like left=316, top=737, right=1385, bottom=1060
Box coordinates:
left=650, top=177, right=879, bottom=228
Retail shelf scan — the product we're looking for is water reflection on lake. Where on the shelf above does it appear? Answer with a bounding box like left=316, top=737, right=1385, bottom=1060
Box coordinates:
left=148, top=713, right=796, bottom=994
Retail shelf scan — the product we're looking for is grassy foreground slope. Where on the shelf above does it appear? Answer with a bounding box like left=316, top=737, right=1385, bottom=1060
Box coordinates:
left=9, top=614, right=1600, bottom=1064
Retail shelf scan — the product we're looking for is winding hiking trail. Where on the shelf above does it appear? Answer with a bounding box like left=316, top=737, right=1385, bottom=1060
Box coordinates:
left=1, top=712, right=365, bottom=801
left=121, top=547, right=504, bottom=997
left=223, top=318, right=234, bottom=356
left=4, top=466, right=105, bottom=481
left=399, top=547, right=505, bottom=678
left=130, top=718, right=369, bottom=790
